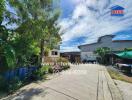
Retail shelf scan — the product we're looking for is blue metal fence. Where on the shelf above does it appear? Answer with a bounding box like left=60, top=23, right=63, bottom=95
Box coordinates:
left=4, top=66, right=38, bottom=81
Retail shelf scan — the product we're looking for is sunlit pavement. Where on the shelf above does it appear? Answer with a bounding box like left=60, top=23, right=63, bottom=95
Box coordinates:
left=3, top=64, right=123, bottom=100
left=114, top=80, right=132, bottom=100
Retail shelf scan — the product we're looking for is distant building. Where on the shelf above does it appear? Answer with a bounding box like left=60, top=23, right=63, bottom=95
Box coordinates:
left=111, top=5, right=124, bottom=16
left=44, top=45, right=60, bottom=63
left=48, top=49, right=60, bottom=59
left=78, top=35, right=132, bottom=62
left=61, top=52, right=81, bottom=63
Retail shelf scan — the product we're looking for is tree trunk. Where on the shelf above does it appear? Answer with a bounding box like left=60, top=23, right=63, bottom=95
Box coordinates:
left=40, top=39, right=44, bottom=66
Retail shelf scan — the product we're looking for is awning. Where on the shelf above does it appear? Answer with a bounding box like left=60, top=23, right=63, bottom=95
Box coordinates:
left=115, top=51, right=132, bottom=59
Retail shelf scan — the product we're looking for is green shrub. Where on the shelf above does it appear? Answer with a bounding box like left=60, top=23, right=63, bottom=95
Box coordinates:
left=35, top=65, right=51, bottom=79
left=0, top=76, right=23, bottom=93
left=48, top=67, right=53, bottom=73
left=42, top=65, right=50, bottom=73
left=7, top=77, right=23, bottom=93
left=0, top=76, right=7, bottom=92
left=57, top=57, right=69, bottom=63
left=61, top=65, right=70, bottom=70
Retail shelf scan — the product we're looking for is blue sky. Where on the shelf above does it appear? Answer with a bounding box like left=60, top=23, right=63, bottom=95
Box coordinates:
left=59, top=0, right=132, bottom=52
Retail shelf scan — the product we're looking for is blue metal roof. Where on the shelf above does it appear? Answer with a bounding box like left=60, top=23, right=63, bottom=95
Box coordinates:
left=111, top=5, right=124, bottom=10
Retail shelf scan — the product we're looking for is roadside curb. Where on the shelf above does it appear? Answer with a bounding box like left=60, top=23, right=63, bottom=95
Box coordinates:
left=97, top=68, right=123, bottom=100
left=105, top=71, right=123, bottom=100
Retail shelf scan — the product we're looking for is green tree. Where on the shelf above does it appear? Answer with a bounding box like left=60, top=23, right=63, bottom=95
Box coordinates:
left=0, top=0, right=5, bottom=23
left=0, top=0, right=61, bottom=72
left=94, top=47, right=111, bottom=64
left=124, top=48, right=132, bottom=51
left=7, top=0, right=61, bottom=66
left=0, top=0, right=17, bottom=72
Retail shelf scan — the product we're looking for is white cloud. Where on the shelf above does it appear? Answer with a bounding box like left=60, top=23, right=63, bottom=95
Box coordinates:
left=114, top=35, right=132, bottom=40
left=71, top=0, right=83, bottom=4
left=72, top=3, right=88, bottom=19
left=58, top=18, right=75, bottom=34
left=59, top=0, right=132, bottom=51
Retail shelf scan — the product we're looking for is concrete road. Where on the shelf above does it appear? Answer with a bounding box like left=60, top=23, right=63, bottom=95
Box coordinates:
left=3, top=64, right=123, bottom=100
left=114, top=80, right=132, bottom=100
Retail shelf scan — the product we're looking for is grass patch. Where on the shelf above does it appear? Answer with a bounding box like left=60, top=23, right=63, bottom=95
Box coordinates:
left=107, top=68, right=132, bottom=83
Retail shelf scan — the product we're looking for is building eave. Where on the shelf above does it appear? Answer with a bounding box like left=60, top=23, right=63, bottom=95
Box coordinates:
left=112, top=40, right=132, bottom=42
left=78, top=35, right=115, bottom=48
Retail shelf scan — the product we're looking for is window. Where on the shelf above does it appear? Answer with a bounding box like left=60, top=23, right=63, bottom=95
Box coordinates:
left=52, top=51, right=58, bottom=55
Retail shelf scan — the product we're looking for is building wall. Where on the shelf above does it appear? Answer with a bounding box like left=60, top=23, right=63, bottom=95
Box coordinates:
left=80, top=36, right=132, bottom=52
left=111, top=41, right=132, bottom=51
left=60, top=52, right=81, bottom=63
left=79, top=36, right=132, bottom=61
left=42, top=49, right=60, bottom=63
left=48, top=49, right=60, bottom=58
left=81, top=52, right=97, bottom=61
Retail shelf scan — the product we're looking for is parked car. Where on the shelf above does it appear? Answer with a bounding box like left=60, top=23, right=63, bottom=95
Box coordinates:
left=116, top=63, right=132, bottom=73
left=82, top=59, right=97, bottom=64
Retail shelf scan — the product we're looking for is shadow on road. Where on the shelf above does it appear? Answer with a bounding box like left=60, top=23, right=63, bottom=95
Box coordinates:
left=7, top=88, right=47, bottom=100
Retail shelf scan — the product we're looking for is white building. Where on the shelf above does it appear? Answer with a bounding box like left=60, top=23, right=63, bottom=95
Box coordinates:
left=44, top=45, right=60, bottom=63
left=48, top=49, right=60, bottom=59
left=78, top=35, right=132, bottom=62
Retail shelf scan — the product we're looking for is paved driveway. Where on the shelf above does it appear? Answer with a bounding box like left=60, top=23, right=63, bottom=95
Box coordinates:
left=3, top=64, right=123, bottom=100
